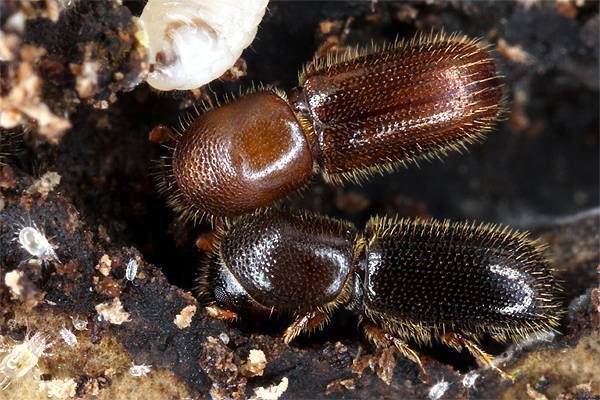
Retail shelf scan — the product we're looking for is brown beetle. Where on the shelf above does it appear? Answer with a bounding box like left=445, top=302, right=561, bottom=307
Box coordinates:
left=155, top=32, right=504, bottom=222
left=199, top=210, right=562, bottom=381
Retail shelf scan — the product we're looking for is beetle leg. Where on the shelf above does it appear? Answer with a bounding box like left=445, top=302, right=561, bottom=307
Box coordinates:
left=441, top=332, right=514, bottom=382
left=148, top=124, right=178, bottom=144
left=195, top=232, right=218, bottom=252
left=205, top=305, right=238, bottom=320
left=195, top=219, right=226, bottom=252
left=283, top=310, right=329, bottom=344
left=363, top=323, right=428, bottom=382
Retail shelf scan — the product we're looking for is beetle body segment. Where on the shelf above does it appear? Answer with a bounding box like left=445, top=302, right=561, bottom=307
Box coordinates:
left=295, top=33, right=503, bottom=183
left=201, top=210, right=357, bottom=316
left=362, top=216, right=562, bottom=344
left=170, top=91, right=314, bottom=220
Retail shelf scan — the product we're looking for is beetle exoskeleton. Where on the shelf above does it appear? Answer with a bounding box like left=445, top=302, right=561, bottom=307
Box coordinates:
left=199, top=210, right=562, bottom=380
left=156, top=32, right=504, bottom=222
left=362, top=216, right=561, bottom=344
left=294, top=32, right=503, bottom=183
left=171, top=91, right=314, bottom=219
left=200, top=210, right=357, bottom=317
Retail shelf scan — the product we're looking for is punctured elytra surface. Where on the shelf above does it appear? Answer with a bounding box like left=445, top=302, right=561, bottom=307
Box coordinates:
left=297, top=33, right=503, bottom=184
left=362, top=216, right=562, bottom=344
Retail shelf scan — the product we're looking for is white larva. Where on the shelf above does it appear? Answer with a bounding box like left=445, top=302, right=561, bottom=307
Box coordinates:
left=137, top=0, right=269, bottom=91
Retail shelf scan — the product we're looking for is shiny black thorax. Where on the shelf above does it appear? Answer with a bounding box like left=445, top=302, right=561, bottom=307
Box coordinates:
left=208, top=210, right=358, bottom=316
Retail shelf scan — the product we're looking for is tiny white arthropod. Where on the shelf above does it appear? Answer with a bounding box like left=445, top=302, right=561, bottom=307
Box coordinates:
left=137, top=0, right=269, bottom=90
left=129, top=362, right=152, bottom=377
left=428, top=379, right=450, bottom=400
left=16, top=224, right=58, bottom=263
left=58, top=327, right=77, bottom=348
left=462, top=371, right=479, bottom=389
left=70, top=315, right=88, bottom=331
left=0, top=332, right=52, bottom=390
left=125, top=258, right=138, bottom=281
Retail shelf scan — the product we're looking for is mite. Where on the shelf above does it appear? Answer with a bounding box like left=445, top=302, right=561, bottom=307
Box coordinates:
left=198, top=210, right=562, bottom=380
left=155, top=32, right=504, bottom=222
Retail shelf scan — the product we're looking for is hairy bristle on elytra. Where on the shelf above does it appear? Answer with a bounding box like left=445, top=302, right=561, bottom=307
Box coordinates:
left=362, top=216, right=562, bottom=345
left=296, top=31, right=504, bottom=185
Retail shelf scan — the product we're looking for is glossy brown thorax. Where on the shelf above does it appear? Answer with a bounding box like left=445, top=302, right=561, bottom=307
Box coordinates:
left=209, top=210, right=357, bottom=314
left=294, top=36, right=502, bottom=182
left=172, top=91, right=313, bottom=217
